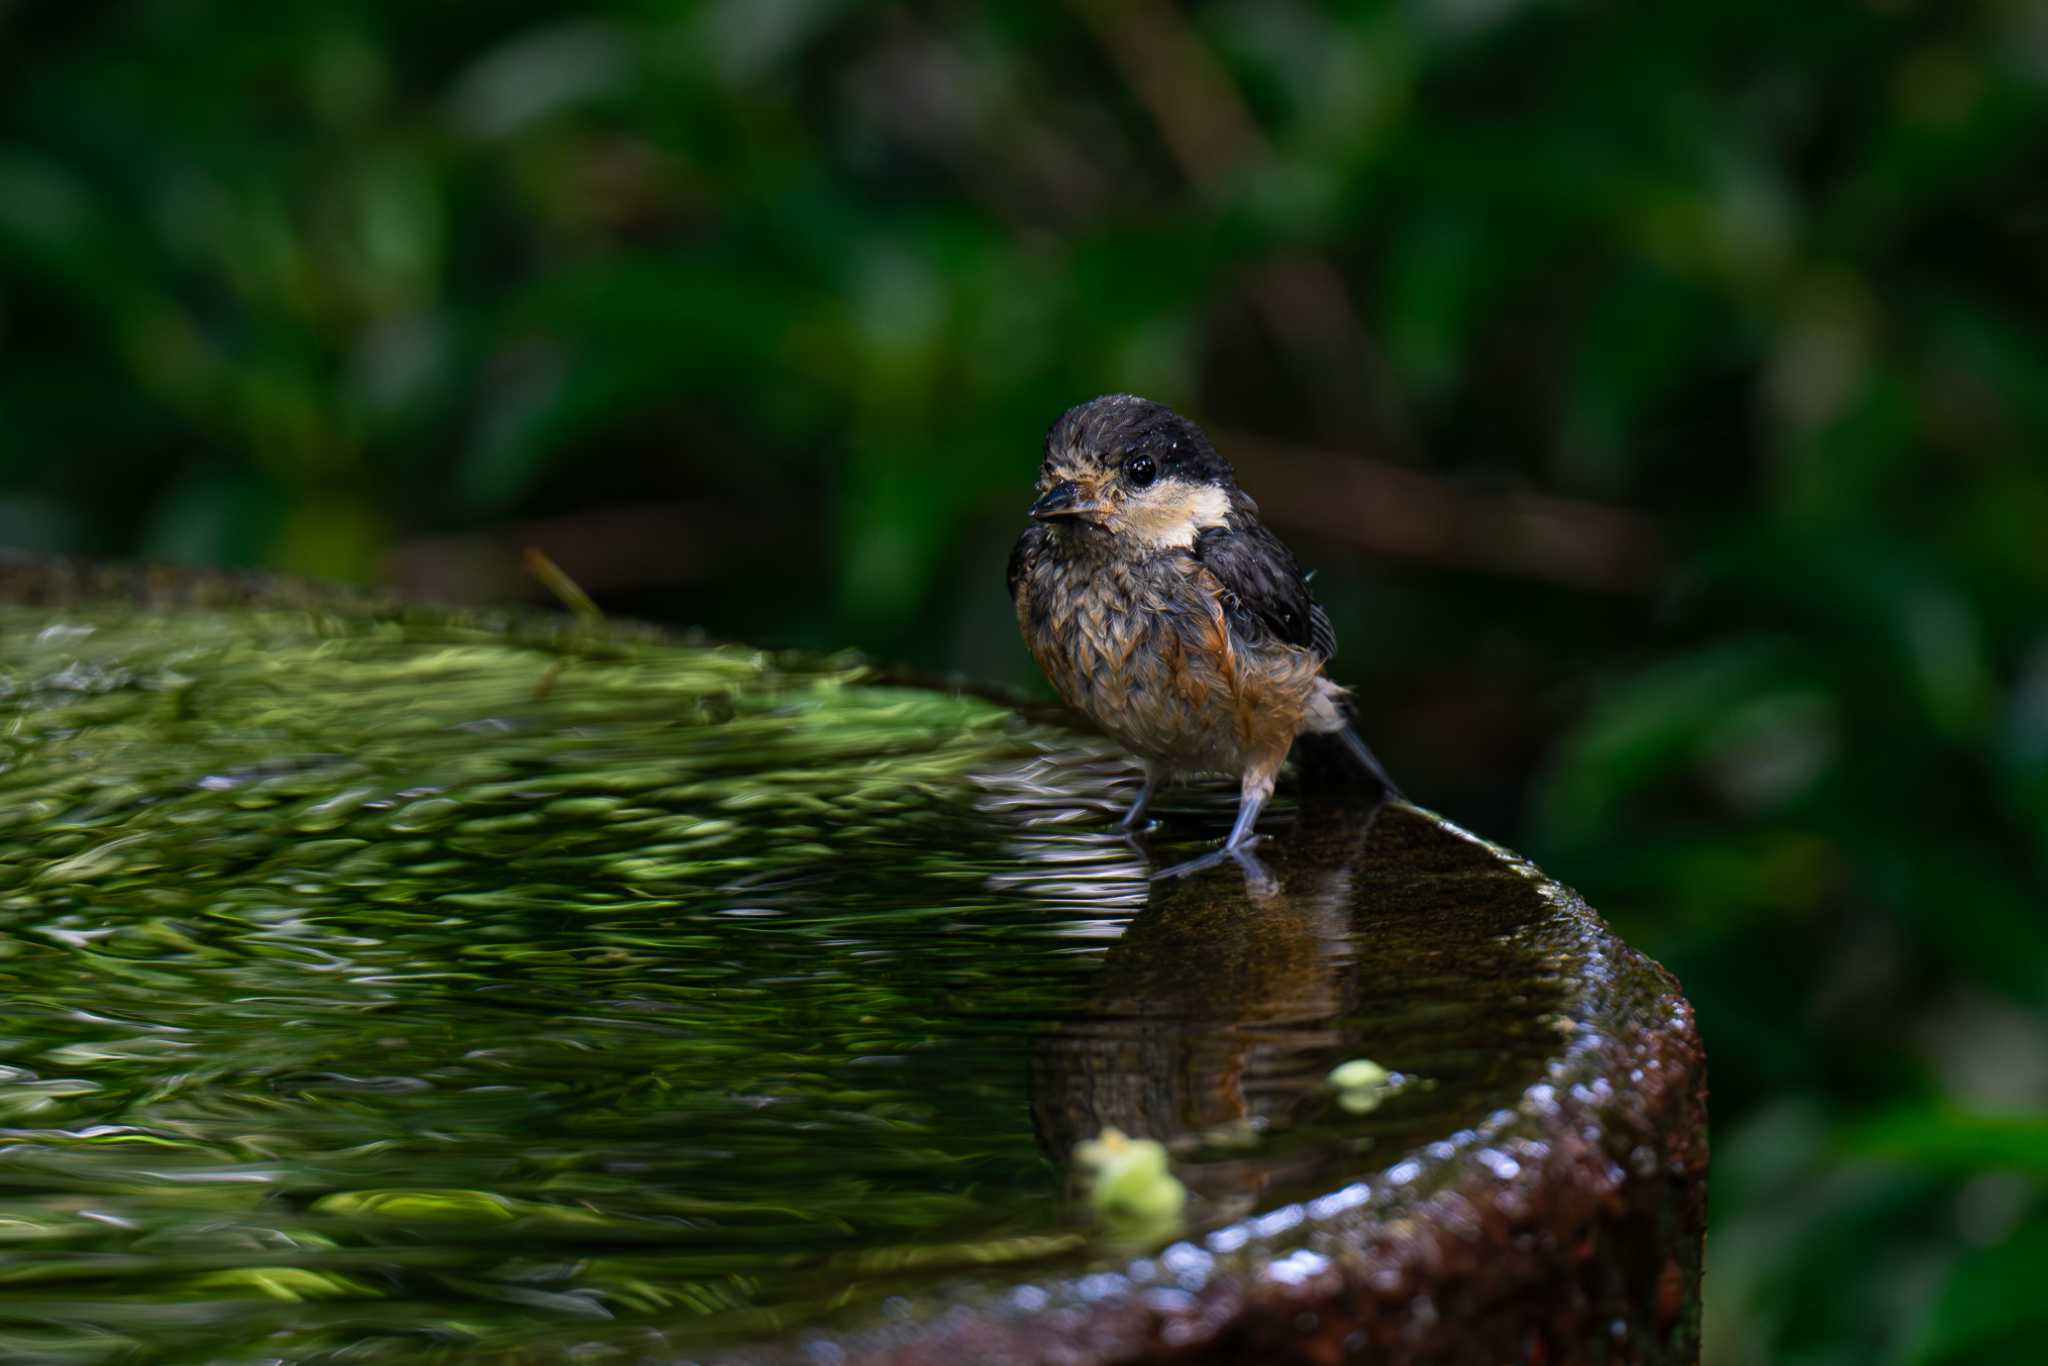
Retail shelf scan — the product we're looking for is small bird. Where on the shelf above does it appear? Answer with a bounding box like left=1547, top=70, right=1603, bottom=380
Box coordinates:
left=1009, top=395, right=1397, bottom=868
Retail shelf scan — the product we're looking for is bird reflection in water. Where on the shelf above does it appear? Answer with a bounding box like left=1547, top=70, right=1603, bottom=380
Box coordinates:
left=973, top=746, right=1388, bottom=1222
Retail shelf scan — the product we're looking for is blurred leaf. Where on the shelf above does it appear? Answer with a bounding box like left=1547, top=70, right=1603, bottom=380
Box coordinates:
left=1847, top=1108, right=2048, bottom=1181
left=1377, top=205, right=1509, bottom=399
left=1537, top=641, right=1807, bottom=846
left=447, top=19, right=634, bottom=140
left=1905, top=1219, right=2048, bottom=1366
left=1560, top=265, right=1733, bottom=493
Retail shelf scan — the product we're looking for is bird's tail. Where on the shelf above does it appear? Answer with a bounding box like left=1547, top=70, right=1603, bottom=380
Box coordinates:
left=1293, top=696, right=1401, bottom=804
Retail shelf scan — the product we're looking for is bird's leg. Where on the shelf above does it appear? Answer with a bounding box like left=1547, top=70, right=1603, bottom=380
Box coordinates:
left=1150, top=752, right=1285, bottom=882
left=1119, top=762, right=1165, bottom=831
left=1222, top=755, right=1282, bottom=851
left=1149, top=840, right=1278, bottom=891
left=1223, top=784, right=1269, bottom=850
left=1228, top=843, right=1278, bottom=898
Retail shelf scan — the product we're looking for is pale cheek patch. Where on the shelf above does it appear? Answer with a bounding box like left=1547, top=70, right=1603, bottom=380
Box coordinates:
left=1119, top=481, right=1232, bottom=549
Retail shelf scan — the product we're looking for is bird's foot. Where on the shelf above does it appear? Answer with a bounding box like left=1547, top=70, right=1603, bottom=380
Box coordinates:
left=1151, top=837, right=1276, bottom=896
left=1117, top=771, right=1160, bottom=832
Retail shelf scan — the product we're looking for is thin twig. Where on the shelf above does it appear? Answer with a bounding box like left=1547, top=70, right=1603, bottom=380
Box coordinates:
left=1066, top=0, right=1266, bottom=186
left=1066, top=0, right=1418, bottom=457
left=1217, top=429, right=1664, bottom=593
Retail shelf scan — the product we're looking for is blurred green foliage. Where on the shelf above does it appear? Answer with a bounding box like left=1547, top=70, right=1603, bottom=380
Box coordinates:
left=3, top=1, right=2046, bottom=1361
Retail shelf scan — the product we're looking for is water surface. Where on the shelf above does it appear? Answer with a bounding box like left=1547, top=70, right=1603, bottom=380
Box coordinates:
left=0, top=606, right=1571, bottom=1363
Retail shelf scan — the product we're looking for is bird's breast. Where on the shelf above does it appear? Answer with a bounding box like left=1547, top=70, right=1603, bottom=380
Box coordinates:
left=1018, top=549, right=1296, bottom=770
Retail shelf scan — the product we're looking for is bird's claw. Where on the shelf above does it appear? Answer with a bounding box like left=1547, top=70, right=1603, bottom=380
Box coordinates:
left=1151, top=837, right=1275, bottom=895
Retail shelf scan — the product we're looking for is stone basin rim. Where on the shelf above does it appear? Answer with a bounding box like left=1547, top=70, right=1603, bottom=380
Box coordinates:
left=0, top=560, right=1708, bottom=1366
left=707, top=804, right=1707, bottom=1366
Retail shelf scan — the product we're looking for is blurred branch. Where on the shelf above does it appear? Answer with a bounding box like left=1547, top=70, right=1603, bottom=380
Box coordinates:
left=384, top=455, right=1657, bottom=607
left=1238, top=255, right=1416, bottom=457
left=380, top=498, right=783, bottom=605
left=1067, top=0, right=1416, bottom=457
left=1065, top=0, right=1267, bottom=187
left=1218, top=430, right=1665, bottom=593
left=862, top=16, right=1112, bottom=228
left=522, top=546, right=603, bottom=622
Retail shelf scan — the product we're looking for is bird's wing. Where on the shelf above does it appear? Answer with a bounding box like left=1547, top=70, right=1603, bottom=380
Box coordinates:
left=1007, top=526, right=1042, bottom=603
left=1309, top=601, right=1338, bottom=662
left=1190, top=522, right=1332, bottom=661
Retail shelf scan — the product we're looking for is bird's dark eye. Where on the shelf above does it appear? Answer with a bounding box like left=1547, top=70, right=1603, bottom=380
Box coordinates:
left=1125, top=454, right=1157, bottom=488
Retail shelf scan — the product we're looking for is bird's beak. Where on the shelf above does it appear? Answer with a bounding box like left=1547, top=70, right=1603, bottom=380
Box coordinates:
left=1030, top=479, right=1113, bottom=525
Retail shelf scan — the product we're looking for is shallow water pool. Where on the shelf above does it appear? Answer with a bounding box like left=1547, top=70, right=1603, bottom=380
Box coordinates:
left=0, top=605, right=1577, bottom=1363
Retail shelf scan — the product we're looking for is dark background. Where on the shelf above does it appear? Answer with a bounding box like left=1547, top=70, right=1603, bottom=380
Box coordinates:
left=3, top=2, right=2045, bottom=1359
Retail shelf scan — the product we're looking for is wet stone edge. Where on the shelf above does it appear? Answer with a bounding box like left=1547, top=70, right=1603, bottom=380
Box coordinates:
left=712, top=821, right=1708, bottom=1366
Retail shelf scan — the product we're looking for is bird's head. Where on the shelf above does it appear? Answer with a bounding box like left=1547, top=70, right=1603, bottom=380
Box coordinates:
left=1029, top=395, right=1240, bottom=551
